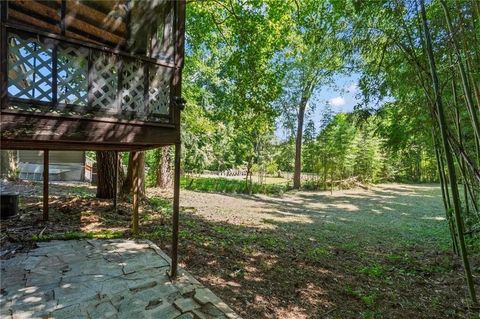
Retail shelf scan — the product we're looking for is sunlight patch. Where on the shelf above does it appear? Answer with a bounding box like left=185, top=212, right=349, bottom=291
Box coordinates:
left=421, top=216, right=445, bottom=221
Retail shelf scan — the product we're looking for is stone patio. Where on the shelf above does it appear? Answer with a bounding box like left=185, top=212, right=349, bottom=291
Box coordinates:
left=0, top=239, right=240, bottom=319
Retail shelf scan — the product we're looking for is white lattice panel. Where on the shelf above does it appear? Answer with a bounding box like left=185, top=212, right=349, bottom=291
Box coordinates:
left=8, top=34, right=53, bottom=102
left=6, top=31, right=173, bottom=124
left=58, top=45, right=89, bottom=105
left=148, top=65, right=170, bottom=115
left=121, top=60, right=145, bottom=115
left=90, top=51, right=119, bottom=111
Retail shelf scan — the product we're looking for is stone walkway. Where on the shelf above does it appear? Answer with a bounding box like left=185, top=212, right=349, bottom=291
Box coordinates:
left=0, top=239, right=240, bottom=319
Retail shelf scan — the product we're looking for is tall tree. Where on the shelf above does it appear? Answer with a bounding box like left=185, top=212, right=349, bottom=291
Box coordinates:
left=121, top=151, right=145, bottom=199
left=183, top=0, right=293, bottom=179
left=96, top=151, right=117, bottom=199
left=155, top=147, right=172, bottom=189
left=279, top=0, right=347, bottom=188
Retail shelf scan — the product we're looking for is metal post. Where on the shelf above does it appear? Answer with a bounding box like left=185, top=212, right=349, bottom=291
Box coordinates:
left=113, top=151, right=118, bottom=212
left=171, top=142, right=181, bottom=278
left=43, top=150, right=49, bottom=221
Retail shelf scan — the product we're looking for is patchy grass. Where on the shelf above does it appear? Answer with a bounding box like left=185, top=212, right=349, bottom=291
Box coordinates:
left=359, top=264, right=386, bottom=278
left=181, top=176, right=288, bottom=195
left=2, top=183, right=479, bottom=318
left=168, top=184, right=479, bottom=318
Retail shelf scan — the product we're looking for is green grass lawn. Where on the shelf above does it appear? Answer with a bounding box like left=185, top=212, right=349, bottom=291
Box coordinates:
left=181, top=175, right=289, bottom=195
left=146, top=184, right=478, bottom=318
left=4, top=182, right=478, bottom=318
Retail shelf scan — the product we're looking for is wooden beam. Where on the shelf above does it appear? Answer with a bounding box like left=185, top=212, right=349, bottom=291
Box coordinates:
left=11, top=0, right=60, bottom=23
left=1, top=1, right=7, bottom=110
left=1, top=112, right=179, bottom=149
left=113, top=151, right=118, bottom=212
left=0, top=140, right=164, bottom=152
left=64, top=13, right=124, bottom=45
left=170, top=142, right=181, bottom=278
left=65, top=0, right=126, bottom=35
left=174, top=0, right=186, bottom=69
left=8, top=9, right=61, bottom=34
left=43, top=150, right=49, bottom=221
left=171, top=0, right=186, bottom=126
left=60, top=0, right=66, bottom=35
left=169, top=0, right=185, bottom=278
left=131, top=151, right=140, bottom=234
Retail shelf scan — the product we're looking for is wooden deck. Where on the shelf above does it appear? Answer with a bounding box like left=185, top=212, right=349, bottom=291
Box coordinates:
left=1, top=0, right=185, bottom=151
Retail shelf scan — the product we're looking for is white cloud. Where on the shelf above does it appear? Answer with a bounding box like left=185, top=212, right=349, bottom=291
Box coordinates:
left=346, top=83, right=359, bottom=94
left=329, top=96, right=346, bottom=107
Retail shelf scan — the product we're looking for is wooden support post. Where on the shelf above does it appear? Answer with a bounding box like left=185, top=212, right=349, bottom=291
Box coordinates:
left=171, top=142, right=181, bottom=278
left=0, top=1, right=8, bottom=110
left=131, top=152, right=139, bottom=235
left=43, top=150, right=49, bottom=221
left=113, top=151, right=118, bottom=212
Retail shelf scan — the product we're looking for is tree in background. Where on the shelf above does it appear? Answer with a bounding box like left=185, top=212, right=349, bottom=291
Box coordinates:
left=95, top=151, right=117, bottom=199
left=155, top=147, right=172, bottom=189
left=0, top=151, right=18, bottom=180
left=179, top=0, right=293, bottom=184
left=276, top=0, right=348, bottom=189
left=121, top=151, right=145, bottom=199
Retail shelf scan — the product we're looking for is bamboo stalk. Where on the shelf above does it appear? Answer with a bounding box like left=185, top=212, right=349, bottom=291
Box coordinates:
left=440, top=0, right=480, bottom=148
left=420, top=0, right=477, bottom=303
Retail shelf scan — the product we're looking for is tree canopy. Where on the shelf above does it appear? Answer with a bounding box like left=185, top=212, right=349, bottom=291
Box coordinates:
left=131, top=0, right=480, bottom=302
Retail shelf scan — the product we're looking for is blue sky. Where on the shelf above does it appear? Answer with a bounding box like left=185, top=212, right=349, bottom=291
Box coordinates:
left=276, top=72, right=362, bottom=140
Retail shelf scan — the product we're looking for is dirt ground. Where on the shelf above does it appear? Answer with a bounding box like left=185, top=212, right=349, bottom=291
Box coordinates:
left=1, top=182, right=479, bottom=318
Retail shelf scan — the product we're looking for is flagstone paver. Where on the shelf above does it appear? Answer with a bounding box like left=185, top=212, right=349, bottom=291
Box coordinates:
left=0, top=239, right=240, bottom=319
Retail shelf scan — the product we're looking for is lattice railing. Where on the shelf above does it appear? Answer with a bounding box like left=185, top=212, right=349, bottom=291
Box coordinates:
left=91, top=51, right=119, bottom=112
left=5, top=30, right=173, bottom=124
left=8, top=35, right=54, bottom=102
left=149, top=65, right=171, bottom=116
left=58, top=44, right=89, bottom=105
left=121, top=59, right=146, bottom=116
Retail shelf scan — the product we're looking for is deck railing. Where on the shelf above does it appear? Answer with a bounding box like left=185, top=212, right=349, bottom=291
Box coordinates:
left=3, top=25, right=175, bottom=125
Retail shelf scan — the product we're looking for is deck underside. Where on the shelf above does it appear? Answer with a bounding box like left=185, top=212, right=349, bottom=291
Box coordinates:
left=1, top=112, right=179, bottom=151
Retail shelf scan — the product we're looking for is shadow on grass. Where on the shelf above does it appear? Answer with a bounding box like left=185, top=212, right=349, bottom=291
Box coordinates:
left=1, top=183, right=477, bottom=318
left=161, top=208, right=475, bottom=318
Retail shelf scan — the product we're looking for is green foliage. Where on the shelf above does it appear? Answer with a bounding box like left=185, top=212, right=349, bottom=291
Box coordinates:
left=148, top=197, right=172, bottom=215
left=344, top=285, right=378, bottom=308
left=181, top=176, right=287, bottom=195
left=359, top=264, right=386, bottom=278
left=179, top=0, right=439, bottom=190
left=181, top=0, right=292, bottom=178
left=297, top=110, right=437, bottom=189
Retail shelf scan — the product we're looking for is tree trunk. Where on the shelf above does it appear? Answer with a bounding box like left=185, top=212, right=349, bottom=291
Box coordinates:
left=122, top=151, right=145, bottom=199
left=155, top=147, right=172, bottom=189
left=131, top=152, right=143, bottom=234
left=293, top=103, right=306, bottom=189
left=245, top=158, right=253, bottom=194
left=122, top=153, right=133, bottom=196
left=96, top=151, right=116, bottom=199
left=0, top=150, right=18, bottom=180
left=421, top=0, right=477, bottom=302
